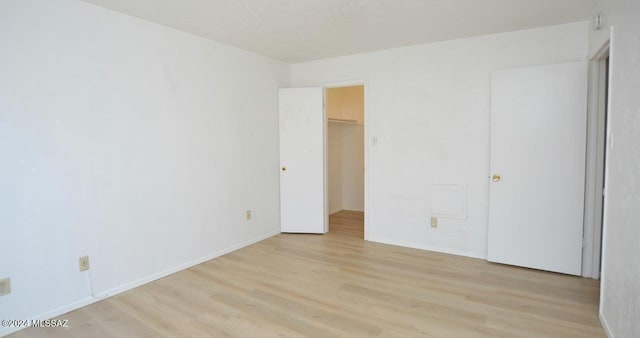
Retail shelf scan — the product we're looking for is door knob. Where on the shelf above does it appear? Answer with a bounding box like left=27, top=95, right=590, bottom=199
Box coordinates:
left=492, top=174, right=501, bottom=182
left=281, top=166, right=287, bottom=172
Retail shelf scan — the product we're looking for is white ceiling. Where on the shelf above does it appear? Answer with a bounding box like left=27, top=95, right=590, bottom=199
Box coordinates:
left=80, top=0, right=596, bottom=63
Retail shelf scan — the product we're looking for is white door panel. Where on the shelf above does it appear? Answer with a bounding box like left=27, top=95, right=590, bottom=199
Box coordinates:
left=488, top=62, right=587, bottom=275
left=279, top=88, right=326, bottom=233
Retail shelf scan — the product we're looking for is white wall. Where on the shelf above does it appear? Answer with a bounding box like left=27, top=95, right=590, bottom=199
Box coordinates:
left=589, top=1, right=640, bottom=337
left=327, top=125, right=344, bottom=214
left=341, top=124, right=364, bottom=212
left=327, top=124, right=365, bottom=213
left=292, top=22, right=589, bottom=258
left=0, top=0, right=289, bottom=334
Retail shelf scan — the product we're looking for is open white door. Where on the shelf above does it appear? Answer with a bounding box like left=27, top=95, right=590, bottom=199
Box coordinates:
left=279, top=88, right=326, bottom=233
left=488, top=62, right=587, bottom=275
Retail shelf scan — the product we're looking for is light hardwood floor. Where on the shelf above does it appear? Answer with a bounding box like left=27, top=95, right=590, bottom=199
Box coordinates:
left=12, top=210, right=604, bottom=337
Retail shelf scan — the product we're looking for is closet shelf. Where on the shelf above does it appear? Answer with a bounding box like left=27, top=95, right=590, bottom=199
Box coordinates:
left=328, top=118, right=358, bottom=125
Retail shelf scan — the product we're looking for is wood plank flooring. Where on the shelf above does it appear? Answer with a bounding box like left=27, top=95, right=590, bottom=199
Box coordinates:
left=11, top=210, right=604, bottom=337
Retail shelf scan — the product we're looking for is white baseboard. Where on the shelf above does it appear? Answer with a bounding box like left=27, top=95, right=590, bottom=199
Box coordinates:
left=367, top=236, right=486, bottom=260
left=600, top=311, right=613, bottom=338
left=328, top=208, right=342, bottom=215
left=329, top=209, right=365, bottom=215
left=91, top=230, right=280, bottom=299
left=0, top=230, right=280, bottom=337
left=341, top=207, right=365, bottom=213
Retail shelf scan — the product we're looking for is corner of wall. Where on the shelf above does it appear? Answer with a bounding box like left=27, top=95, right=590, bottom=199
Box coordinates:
left=600, top=310, right=614, bottom=338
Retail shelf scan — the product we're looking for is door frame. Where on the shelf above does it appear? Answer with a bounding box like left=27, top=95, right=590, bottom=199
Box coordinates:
left=323, top=79, right=369, bottom=240
left=582, top=41, right=610, bottom=279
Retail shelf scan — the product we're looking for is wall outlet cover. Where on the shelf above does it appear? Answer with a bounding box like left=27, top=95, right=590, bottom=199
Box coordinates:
left=79, top=256, right=90, bottom=271
left=0, top=278, right=11, bottom=296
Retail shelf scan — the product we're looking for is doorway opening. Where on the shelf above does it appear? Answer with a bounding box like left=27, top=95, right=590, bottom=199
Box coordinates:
left=583, top=43, right=609, bottom=279
left=325, top=85, right=365, bottom=239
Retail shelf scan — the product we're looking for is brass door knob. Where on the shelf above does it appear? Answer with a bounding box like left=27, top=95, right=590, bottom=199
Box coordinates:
left=281, top=166, right=287, bottom=172
left=492, top=174, right=501, bottom=182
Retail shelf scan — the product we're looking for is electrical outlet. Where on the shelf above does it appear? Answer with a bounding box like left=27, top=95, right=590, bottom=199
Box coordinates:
left=246, top=210, right=251, bottom=220
left=79, top=256, right=90, bottom=271
left=0, top=278, right=11, bottom=296
left=430, top=217, right=438, bottom=228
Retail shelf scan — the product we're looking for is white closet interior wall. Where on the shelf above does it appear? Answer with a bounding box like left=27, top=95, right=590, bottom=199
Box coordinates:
left=327, top=86, right=365, bottom=214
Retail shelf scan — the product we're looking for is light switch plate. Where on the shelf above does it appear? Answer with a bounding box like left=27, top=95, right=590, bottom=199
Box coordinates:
left=430, top=217, right=438, bottom=228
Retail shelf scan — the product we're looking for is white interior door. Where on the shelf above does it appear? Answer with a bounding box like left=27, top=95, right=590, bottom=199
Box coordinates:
left=279, top=88, right=326, bottom=233
left=488, top=62, right=587, bottom=275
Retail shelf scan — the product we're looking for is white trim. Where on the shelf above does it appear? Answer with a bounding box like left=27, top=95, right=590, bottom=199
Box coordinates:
left=0, top=230, right=280, bottom=337
left=600, top=311, right=614, bottom=337
left=593, top=40, right=611, bottom=61
left=323, top=79, right=369, bottom=240
left=598, top=26, right=615, bottom=333
left=323, top=79, right=368, bottom=89
left=582, top=40, right=609, bottom=279
left=323, top=88, right=329, bottom=233
left=368, top=236, right=486, bottom=260
left=91, top=230, right=280, bottom=298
